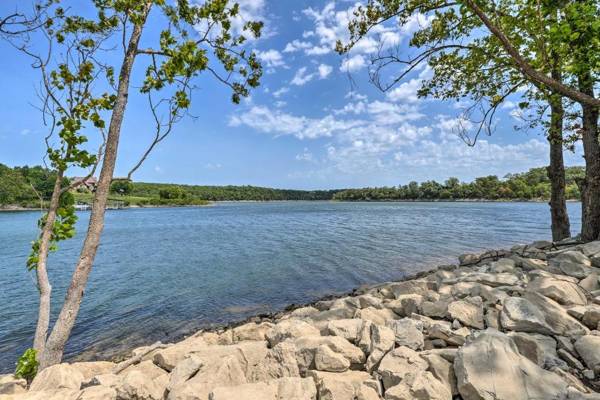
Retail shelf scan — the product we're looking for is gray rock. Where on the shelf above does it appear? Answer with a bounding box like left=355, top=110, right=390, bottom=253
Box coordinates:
left=384, top=371, right=452, bottom=400
left=0, top=374, right=27, bottom=395
left=386, top=294, right=423, bottom=317
left=575, top=335, right=600, bottom=373
left=377, top=346, right=428, bottom=390
left=527, top=276, right=588, bottom=306
left=365, top=324, right=395, bottom=372
left=421, top=353, right=458, bottom=396
left=314, top=344, right=350, bottom=372
left=454, top=329, right=570, bottom=400
left=581, top=241, right=600, bottom=257
left=582, top=305, right=600, bottom=329
left=447, top=300, right=484, bottom=329
left=308, top=370, right=381, bottom=400
left=579, top=273, right=600, bottom=292
left=208, top=377, right=317, bottom=400
left=386, top=318, right=424, bottom=350
left=507, top=332, right=563, bottom=369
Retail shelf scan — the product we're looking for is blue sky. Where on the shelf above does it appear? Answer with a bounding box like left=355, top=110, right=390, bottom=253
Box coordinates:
left=0, top=0, right=585, bottom=189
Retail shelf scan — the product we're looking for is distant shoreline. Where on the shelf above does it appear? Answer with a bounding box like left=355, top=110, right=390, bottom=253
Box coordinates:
left=0, top=198, right=582, bottom=212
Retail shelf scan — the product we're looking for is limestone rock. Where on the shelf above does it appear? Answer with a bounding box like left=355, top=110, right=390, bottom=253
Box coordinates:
left=365, top=324, right=395, bottom=372
left=29, top=364, right=85, bottom=392
left=308, top=370, right=381, bottom=400
left=579, top=273, right=599, bottom=292
left=377, top=346, right=428, bottom=390
left=581, top=241, right=600, bottom=257
left=314, top=345, right=350, bottom=372
left=292, top=336, right=365, bottom=374
left=421, top=300, right=449, bottom=318
left=116, top=370, right=164, bottom=400
left=209, top=377, right=317, bottom=400
left=232, top=322, right=273, bottom=342
left=354, top=307, right=398, bottom=326
left=501, top=293, right=588, bottom=336
left=421, top=353, right=458, bottom=396
left=582, top=305, right=600, bottom=329
left=447, top=300, right=484, bottom=329
left=385, top=294, right=423, bottom=317
left=386, top=318, right=424, bottom=350
left=266, top=319, right=320, bottom=347
left=527, top=277, right=587, bottom=306
left=153, top=336, right=208, bottom=371
left=327, top=319, right=364, bottom=344
left=454, top=329, right=569, bottom=400
left=506, top=332, right=563, bottom=369
left=575, top=335, right=600, bottom=373
left=384, top=371, right=451, bottom=400
left=0, top=375, right=26, bottom=395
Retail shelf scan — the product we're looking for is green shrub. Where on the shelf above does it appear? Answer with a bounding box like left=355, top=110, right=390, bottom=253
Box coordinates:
left=15, top=348, right=38, bottom=382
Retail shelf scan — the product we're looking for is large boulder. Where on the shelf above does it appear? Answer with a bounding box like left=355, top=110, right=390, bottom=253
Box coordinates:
left=232, top=322, right=273, bottom=342
left=266, top=319, right=320, bottom=347
left=116, top=370, right=165, bottom=400
left=308, top=370, right=381, bottom=400
left=575, top=335, right=600, bottom=373
left=421, top=353, right=458, bottom=396
left=29, top=364, right=85, bottom=392
left=386, top=318, right=424, bottom=350
left=153, top=336, right=209, bottom=371
left=292, top=336, right=365, bottom=374
left=454, top=329, right=570, bottom=400
left=327, top=319, right=365, bottom=344
left=364, top=324, right=395, bottom=372
left=209, top=377, right=317, bottom=400
left=447, top=300, right=484, bottom=329
left=385, top=294, right=423, bottom=317
left=377, top=346, right=428, bottom=390
left=166, top=341, right=269, bottom=400
left=527, top=277, right=587, bottom=306
left=549, top=251, right=593, bottom=279
left=500, top=292, right=588, bottom=336
left=0, top=375, right=27, bottom=395
left=384, top=371, right=451, bottom=400
left=314, top=345, right=350, bottom=372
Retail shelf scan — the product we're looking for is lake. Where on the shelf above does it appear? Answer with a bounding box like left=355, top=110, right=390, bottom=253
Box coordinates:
left=0, top=201, right=582, bottom=372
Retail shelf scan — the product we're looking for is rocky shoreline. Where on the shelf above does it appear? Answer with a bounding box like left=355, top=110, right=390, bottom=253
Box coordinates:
left=3, top=238, right=600, bottom=399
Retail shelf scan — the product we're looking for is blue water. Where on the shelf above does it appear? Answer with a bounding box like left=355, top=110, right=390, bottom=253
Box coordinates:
left=0, top=201, right=582, bottom=371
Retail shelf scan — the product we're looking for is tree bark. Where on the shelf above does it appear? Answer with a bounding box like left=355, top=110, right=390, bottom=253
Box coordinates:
left=547, top=94, right=570, bottom=241
left=578, top=71, right=600, bottom=242
left=32, top=169, right=64, bottom=355
left=38, top=4, right=152, bottom=369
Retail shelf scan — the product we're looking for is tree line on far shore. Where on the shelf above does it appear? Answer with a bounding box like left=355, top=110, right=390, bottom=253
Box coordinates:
left=333, top=167, right=585, bottom=202
left=1, top=163, right=587, bottom=206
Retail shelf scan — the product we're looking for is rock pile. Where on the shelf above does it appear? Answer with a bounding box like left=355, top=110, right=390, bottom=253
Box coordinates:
left=3, top=238, right=600, bottom=399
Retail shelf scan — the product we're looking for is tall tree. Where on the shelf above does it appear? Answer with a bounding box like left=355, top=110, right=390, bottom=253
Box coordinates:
left=4, top=0, right=262, bottom=370
left=337, top=0, right=598, bottom=240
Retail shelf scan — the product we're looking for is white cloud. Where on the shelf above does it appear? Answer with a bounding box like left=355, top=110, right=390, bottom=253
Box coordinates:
left=386, top=79, right=422, bottom=103
left=205, top=163, right=222, bottom=169
left=20, top=129, right=31, bottom=136
left=291, top=67, right=315, bottom=86
left=296, top=148, right=315, bottom=162
left=273, top=87, right=289, bottom=98
left=340, top=54, right=366, bottom=72
left=318, top=64, right=333, bottom=79
left=283, top=40, right=312, bottom=53
left=256, top=49, right=286, bottom=69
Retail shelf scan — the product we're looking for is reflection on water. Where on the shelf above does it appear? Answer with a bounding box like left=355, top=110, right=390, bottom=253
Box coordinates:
left=0, top=201, right=582, bottom=371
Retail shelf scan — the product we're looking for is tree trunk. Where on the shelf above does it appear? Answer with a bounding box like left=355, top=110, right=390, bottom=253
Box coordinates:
left=38, top=4, right=152, bottom=369
left=547, top=94, right=570, bottom=241
left=578, top=72, right=600, bottom=242
left=32, top=169, right=64, bottom=355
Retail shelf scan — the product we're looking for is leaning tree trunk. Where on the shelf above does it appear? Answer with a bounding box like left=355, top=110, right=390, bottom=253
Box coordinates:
left=38, top=4, right=152, bottom=369
left=32, top=169, right=65, bottom=355
left=578, top=71, right=600, bottom=242
left=546, top=67, right=570, bottom=242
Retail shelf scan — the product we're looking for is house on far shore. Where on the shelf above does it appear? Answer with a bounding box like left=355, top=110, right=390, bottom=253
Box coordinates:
left=72, top=176, right=98, bottom=192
